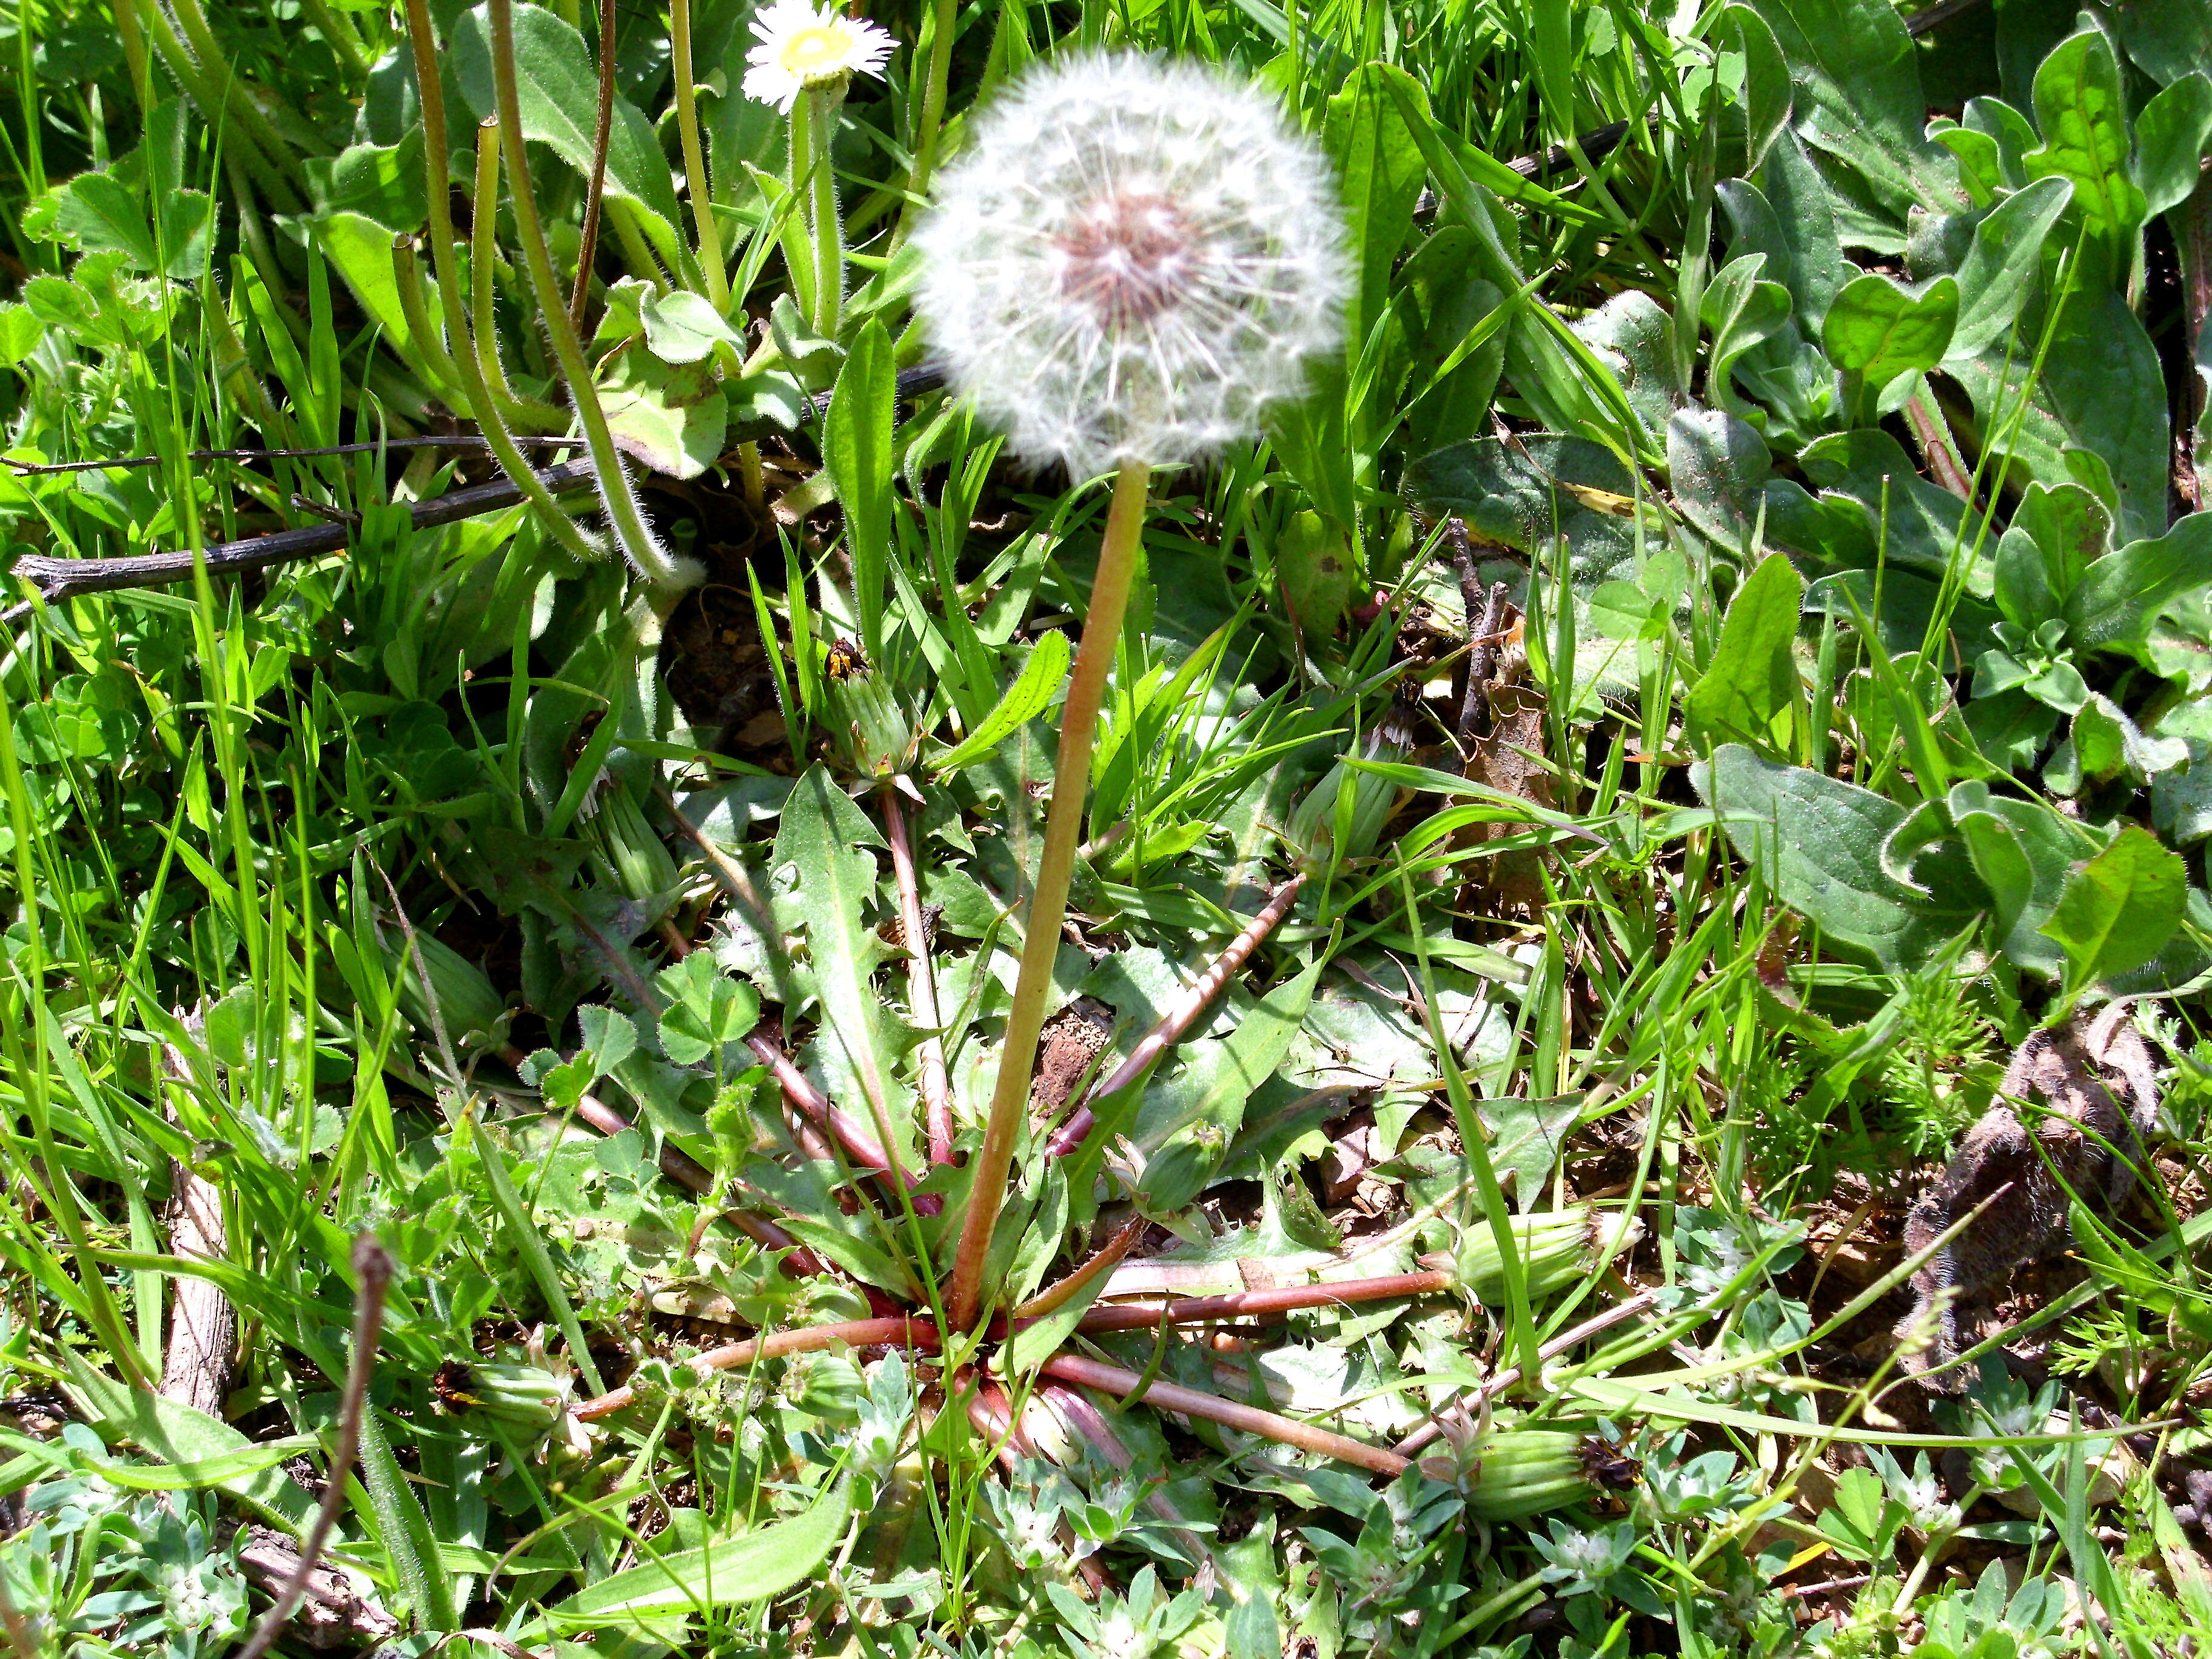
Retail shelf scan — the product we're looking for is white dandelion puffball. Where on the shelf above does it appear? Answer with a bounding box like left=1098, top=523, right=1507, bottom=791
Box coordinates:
left=742, top=0, right=895, bottom=112
left=913, top=53, right=1348, bottom=476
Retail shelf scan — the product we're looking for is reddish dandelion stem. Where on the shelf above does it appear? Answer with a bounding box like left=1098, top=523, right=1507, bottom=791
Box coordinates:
left=1038, top=1352, right=1407, bottom=1476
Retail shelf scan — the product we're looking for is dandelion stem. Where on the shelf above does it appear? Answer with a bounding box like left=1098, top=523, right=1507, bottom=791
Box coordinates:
left=948, top=459, right=1149, bottom=1332
left=672, top=0, right=728, bottom=311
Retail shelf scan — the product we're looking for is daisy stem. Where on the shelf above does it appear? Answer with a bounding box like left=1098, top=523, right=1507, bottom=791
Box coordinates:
left=798, top=82, right=847, bottom=340
left=893, top=0, right=957, bottom=250
left=488, top=0, right=692, bottom=589
left=671, top=0, right=728, bottom=312
left=947, top=459, right=1149, bottom=1333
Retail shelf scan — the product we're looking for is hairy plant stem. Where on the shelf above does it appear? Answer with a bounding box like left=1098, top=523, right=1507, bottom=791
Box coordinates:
left=793, top=82, right=849, bottom=339
left=488, top=0, right=695, bottom=589
left=139, top=6, right=293, bottom=212
left=948, top=460, right=1149, bottom=1332
left=401, top=0, right=603, bottom=568
left=739, top=441, right=766, bottom=511
left=390, top=239, right=469, bottom=404
left=165, top=0, right=308, bottom=199
left=298, top=0, right=367, bottom=79
left=471, top=122, right=525, bottom=415
left=569, top=0, right=617, bottom=333
left=109, top=0, right=151, bottom=115
left=671, top=0, right=727, bottom=310
left=894, top=0, right=959, bottom=250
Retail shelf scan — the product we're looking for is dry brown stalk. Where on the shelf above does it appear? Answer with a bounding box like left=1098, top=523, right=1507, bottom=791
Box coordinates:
left=234, top=1236, right=392, bottom=1659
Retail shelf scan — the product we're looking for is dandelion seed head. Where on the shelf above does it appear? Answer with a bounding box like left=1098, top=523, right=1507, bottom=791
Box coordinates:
left=742, top=0, right=895, bottom=112
left=913, top=53, right=1348, bottom=476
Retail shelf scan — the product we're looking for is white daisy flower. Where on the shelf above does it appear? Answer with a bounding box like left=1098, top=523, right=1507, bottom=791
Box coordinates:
left=912, top=52, right=1347, bottom=476
left=742, top=0, right=896, bottom=113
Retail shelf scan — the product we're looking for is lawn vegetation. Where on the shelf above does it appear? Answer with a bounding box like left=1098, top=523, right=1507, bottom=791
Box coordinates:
left=4, top=0, right=2212, bottom=1654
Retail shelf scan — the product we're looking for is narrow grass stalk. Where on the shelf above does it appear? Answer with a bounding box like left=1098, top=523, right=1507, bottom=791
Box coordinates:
left=948, top=460, right=1148, bottom=1331
left=487, top=0, right=695, bottom=588
left=1038, top=1352, right=1408, bottom=1476
left=1399, top=864, right=1544, bottom=1391
left=401, top=0, right=605, bottom=569
left=573, top=1316, right=940, bottom=1419
left=883, top=790, right=955, bottom=1164
left=671, top=0, right=727, bottom=310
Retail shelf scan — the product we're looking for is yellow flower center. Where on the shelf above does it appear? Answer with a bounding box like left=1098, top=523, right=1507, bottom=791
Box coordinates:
left=779, top=24, right=851, bottom=76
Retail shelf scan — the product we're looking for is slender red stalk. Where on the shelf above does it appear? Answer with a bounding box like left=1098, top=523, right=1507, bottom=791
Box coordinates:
left=1013, top=1218, right=1147, bottom=1321
left=1038, top=1353, right=1407, bottom=1476
left=574, top=1316, right=939, bottom=1419
left=883, top=790, right=956, bottom=1165
left=1047, top=874, right=1305, bottom=1156
left=1067, top=1270, right=1452, bottom=1336
left=746, top=1034, right=907, bottom=1185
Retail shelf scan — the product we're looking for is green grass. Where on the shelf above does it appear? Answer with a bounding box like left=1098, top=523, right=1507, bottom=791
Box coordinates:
left=2, top=0, right=2212, bottom=1654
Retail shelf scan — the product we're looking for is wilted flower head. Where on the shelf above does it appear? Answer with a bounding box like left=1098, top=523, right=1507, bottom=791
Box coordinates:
left=742, top=0, right=895, bottom=111
left=913, top=53, right=1347, bottom=476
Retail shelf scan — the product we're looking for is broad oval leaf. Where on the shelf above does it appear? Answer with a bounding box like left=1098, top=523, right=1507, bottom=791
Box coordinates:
left=550, top=1480, right=851, bottom=1626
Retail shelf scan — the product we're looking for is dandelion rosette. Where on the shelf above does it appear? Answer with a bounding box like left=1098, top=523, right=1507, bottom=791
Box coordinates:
left=913, top=53, right=1348, bottom=475
left=742, top=0, right=895, bottom=111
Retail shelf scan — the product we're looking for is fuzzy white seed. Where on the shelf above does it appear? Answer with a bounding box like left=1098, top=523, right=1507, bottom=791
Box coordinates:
left=912, top=53, right=1349, bottom=477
